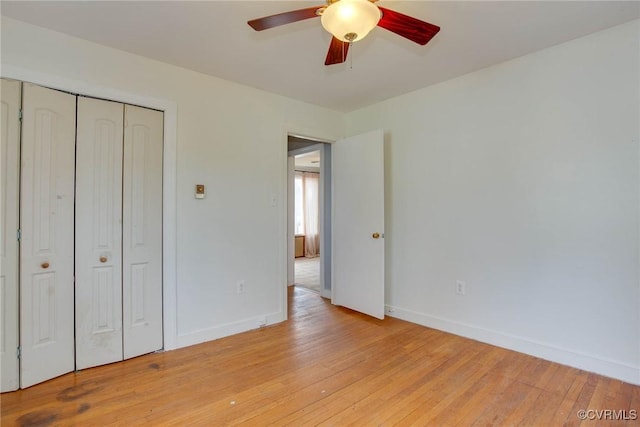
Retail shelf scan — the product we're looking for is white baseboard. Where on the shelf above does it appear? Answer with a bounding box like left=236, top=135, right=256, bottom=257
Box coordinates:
left=175, top=311, right=285, bottom=349
left=385, top=304, right=640, bottom=385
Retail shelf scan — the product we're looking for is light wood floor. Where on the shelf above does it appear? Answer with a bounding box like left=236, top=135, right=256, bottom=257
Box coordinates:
left=2, top=286, right=639, bottom=426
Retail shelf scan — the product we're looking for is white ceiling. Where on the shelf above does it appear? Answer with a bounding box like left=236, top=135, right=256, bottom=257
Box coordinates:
left=295, top=150, right=321, bottom=169
left=2, top=1, right=638, bottom=112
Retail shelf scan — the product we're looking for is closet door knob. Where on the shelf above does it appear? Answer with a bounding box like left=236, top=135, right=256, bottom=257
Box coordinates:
left=372, top=232, right=380, bottom=239
left=99, top=256, right=108, bottom=263
left=41, top=262, right=50, bottom=269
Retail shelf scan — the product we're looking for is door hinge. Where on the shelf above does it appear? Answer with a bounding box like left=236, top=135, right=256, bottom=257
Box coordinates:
left=17, top=346, right=21, bottom=359
left=16, top=229, right=21, bottom=241
left=18, top=109, right=23, bottom=121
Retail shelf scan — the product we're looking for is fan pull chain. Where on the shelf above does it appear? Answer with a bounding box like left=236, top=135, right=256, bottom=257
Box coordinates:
left=349, top=41, right=353, bottom=70
left=341, top=41, right=346, bottom=65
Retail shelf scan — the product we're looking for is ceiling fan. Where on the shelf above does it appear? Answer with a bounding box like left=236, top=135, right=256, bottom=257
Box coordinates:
left=248, top=0, right=440, bottom=66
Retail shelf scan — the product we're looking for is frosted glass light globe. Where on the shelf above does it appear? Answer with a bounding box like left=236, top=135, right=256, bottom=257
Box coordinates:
left=321, top=0, right=381, bottom=43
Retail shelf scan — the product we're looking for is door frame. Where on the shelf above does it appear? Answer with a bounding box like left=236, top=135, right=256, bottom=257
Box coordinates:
left=282, top=126, right=339, bottom=318
left=1, top=65, right=179, bottom=350
left=288, top=143, right=330, bottom=298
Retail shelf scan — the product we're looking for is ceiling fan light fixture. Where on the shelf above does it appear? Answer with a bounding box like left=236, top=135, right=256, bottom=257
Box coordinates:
left=321, top=0, right=381, bottom=43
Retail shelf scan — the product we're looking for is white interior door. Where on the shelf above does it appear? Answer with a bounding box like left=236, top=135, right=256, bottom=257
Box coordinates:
left=1, top=79, right=21, bottom=392
left=122, top=105, right=163, bottom=359
left=332, top=129, right=385, bottom=319
left=75, top=96, right=124, bottom=370
left=20, top=83, right=76, bottom=388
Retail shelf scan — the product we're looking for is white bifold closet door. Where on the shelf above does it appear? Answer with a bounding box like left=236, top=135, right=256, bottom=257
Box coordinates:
left=13, top=83, right=162, bottom=385
left=122, top=105, right=163, bottom=359
left=20, top=83, right=76, bottom=388
left=75, top=98, right=163, bottom=369
left=1, top=79, right=21, bottom=392
left=75, top=97, right=124, bottom=369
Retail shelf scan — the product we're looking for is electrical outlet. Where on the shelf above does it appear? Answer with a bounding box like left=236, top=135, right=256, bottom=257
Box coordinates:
left=237, top=280, right=246, bottom=294
left=456, top=280, right=466, bottom=295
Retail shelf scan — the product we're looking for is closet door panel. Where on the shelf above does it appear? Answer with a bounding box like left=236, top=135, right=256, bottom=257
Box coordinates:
left=1, top=79, right=21, bottom=392
left=20, top=83, right=76, bottom=388
left=75, top=97, right=124, bottom=370
left=123, top=105, right=163, bottom=358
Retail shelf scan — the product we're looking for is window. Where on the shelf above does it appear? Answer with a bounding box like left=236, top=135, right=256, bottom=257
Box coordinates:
left=294, top=170, right=320, bottom=257
left=294, top=174, right=304, bottom=235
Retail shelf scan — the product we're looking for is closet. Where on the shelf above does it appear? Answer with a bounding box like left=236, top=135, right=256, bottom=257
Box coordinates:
left=1, top=80, right=163, bottom=391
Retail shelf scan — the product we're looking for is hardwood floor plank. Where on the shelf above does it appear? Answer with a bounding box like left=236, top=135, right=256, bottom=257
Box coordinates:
left=470, top=379, right=541, bottom=426
left=628, top=387, right=640, bottom=426
left=236, top=330, right=450, bottom=425
left=552, top=370, right=589, bottom=424
left=1, top=286, right=638, bottom=426
left=316, top=343, right=474, bottom=425
left=571, top=373, right=601, bottom=426
left=352, top=346, right=503, bottom=426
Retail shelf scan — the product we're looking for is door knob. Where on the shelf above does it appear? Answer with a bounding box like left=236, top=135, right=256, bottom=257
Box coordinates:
left=41, top=262, right=50, bottom=269
left=372, top=232, right=380, bottom=239
left=100, top=256, right=108, bottom=263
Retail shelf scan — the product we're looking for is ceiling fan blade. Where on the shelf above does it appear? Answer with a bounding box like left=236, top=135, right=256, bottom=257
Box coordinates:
left=248, top=6, right=322, bottom=31
left=325, top=37, right=350, bottom=66
left=377, top=6, right=440, bottom=45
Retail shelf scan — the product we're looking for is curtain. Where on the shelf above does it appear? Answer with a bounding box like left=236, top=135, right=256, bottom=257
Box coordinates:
left=301, top=172, right=320, bottom=257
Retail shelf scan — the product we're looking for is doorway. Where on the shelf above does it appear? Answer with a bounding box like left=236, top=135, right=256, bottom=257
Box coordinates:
left=293, top=150, right=321, bottom=293
left=284, top=129, right=385, bottom=320
left=287, top=135, right=332, bottom=299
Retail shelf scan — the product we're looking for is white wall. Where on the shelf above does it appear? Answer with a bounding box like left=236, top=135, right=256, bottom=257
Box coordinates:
left=347, top=20, right=640, bottom=384
left=1, top=17, right=344, bottom=349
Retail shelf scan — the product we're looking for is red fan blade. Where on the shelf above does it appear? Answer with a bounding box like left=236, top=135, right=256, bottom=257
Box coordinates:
left=325, top=37, right=350, bottom=66
left=248, top=6, right=322, bottom=31
left=377, top=6, right=440, bottom=45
